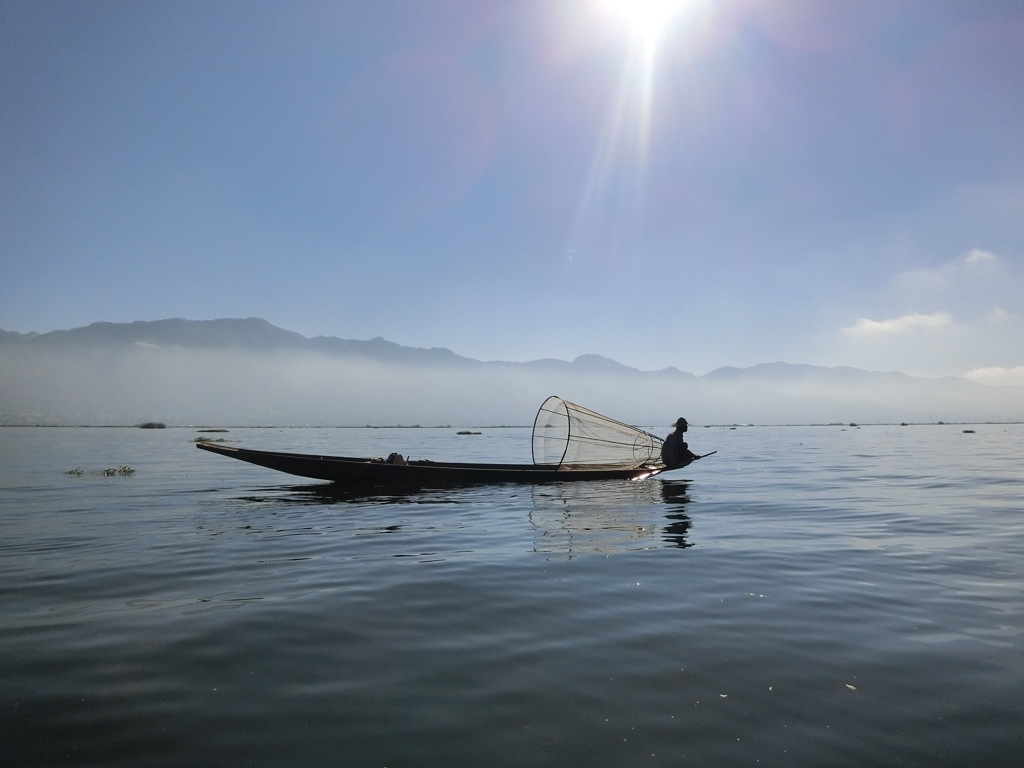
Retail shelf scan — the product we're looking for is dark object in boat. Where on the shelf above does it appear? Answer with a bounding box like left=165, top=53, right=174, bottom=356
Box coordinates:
left=196, top=396, right=712, bottom=487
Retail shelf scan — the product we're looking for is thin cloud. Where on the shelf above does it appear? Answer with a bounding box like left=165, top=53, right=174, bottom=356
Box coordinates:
left=986, top=307, right=1015, bottom=323
left=894, top=249, right=1000, bottom=291
left=964, top=365, right=1024, bottom=386
left=964, top=248, right=998, bottom=266
left=833, top=248, right=1023, bottom=376
left=842, top=311, right=952, bottom=337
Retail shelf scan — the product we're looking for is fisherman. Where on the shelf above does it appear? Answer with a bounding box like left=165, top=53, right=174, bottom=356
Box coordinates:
left=662, top=417, right=699, bottom=468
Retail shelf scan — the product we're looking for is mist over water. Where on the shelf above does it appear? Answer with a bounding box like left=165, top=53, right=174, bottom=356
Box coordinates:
left=2, top=423, right=1023, bottom=766
left=3, top=344, right=1022, bottom=426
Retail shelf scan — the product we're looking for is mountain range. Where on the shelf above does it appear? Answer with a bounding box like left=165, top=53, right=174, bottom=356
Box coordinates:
left=1, top=318, right=1021, bottom=426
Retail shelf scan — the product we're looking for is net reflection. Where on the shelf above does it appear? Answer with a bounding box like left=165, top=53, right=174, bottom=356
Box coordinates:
left=528, top=479, right=694, bottom=557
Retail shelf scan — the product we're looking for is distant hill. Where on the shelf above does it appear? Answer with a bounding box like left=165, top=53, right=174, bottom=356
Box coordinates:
left=0, top=317, right=304, bottom=350
left=0, top=318, right=478, bottom=366
left=1, top=318, right=1021, bottom=426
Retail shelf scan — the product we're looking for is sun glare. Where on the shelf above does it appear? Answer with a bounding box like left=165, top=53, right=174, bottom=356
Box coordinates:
left=601, top=0, right=688, bottom=43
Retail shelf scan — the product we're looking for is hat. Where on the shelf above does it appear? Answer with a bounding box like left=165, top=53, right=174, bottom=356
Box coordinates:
left=673, top=417, right=688, bottom=428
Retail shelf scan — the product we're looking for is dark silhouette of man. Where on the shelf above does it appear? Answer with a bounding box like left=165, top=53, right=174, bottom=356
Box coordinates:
left=662, top=417, right=699, bottom=468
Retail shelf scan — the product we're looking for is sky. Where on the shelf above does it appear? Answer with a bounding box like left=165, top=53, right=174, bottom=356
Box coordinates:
left=2, top=0, right=1024, bottom=382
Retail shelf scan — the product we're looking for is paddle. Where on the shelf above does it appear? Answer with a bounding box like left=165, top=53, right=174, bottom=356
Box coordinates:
left=656, top=450, right=716, bottom=473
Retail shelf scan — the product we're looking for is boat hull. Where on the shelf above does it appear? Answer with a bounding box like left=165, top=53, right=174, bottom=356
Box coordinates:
left=196, top=441, right=667, bottom=486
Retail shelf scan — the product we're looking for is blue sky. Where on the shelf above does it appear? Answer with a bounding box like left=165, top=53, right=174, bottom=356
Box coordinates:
left=2, top=0, right=1023, bottom=381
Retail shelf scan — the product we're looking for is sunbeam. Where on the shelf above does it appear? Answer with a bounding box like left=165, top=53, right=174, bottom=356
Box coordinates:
left=569, top=0, right=702, bottom=261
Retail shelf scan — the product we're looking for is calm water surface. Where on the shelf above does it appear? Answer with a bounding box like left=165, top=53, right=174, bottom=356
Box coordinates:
left=2, top=424, right=1022, bottom=766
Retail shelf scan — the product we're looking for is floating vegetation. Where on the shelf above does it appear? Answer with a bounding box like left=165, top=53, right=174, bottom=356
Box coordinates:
left=196, top=428, right=229, bottom=433
left=101, top=466, right=136, bottom=476
left=67, top=466, right=135, bottom=476
left=138, top=422, right=166, bottom=429
left=457, top=430, right=482, bottom=435
left=193, top=436, right=228, bottom=443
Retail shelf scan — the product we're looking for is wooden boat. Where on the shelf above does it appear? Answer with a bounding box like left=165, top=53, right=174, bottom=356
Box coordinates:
left=196, top=396, right=708, bottom=487
left=195, top=441, right=669, bottom=485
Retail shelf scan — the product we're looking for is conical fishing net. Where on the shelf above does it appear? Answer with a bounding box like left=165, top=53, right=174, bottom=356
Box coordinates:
left=532, top=396, right=664, bottom=470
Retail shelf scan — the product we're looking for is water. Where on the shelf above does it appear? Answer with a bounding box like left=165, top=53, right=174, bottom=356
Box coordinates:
left=2, top=424, right=1022, bottom=766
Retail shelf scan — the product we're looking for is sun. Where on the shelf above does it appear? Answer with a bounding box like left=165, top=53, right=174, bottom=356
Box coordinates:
left=600, top=0, right=688, bottom=43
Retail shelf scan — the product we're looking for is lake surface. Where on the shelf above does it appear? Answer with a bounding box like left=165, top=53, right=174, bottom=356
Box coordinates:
left=2, top=424, right=1023, bottom=766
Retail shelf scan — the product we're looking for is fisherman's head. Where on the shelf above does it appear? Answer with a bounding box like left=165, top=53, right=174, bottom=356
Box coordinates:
left=673, top=417, right=688, bottom=431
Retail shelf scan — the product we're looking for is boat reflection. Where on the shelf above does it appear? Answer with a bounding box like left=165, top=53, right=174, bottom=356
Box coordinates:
left=235, top=483, right=454, bottom=506
left=231, top=477, right=695, bottom=555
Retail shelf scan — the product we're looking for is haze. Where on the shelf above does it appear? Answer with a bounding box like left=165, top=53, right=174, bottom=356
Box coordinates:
left=2, top=320, right=1021, bottom=426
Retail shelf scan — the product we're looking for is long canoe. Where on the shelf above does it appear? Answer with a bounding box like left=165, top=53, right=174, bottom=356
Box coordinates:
left=195, top=441, right=671, bottom=486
